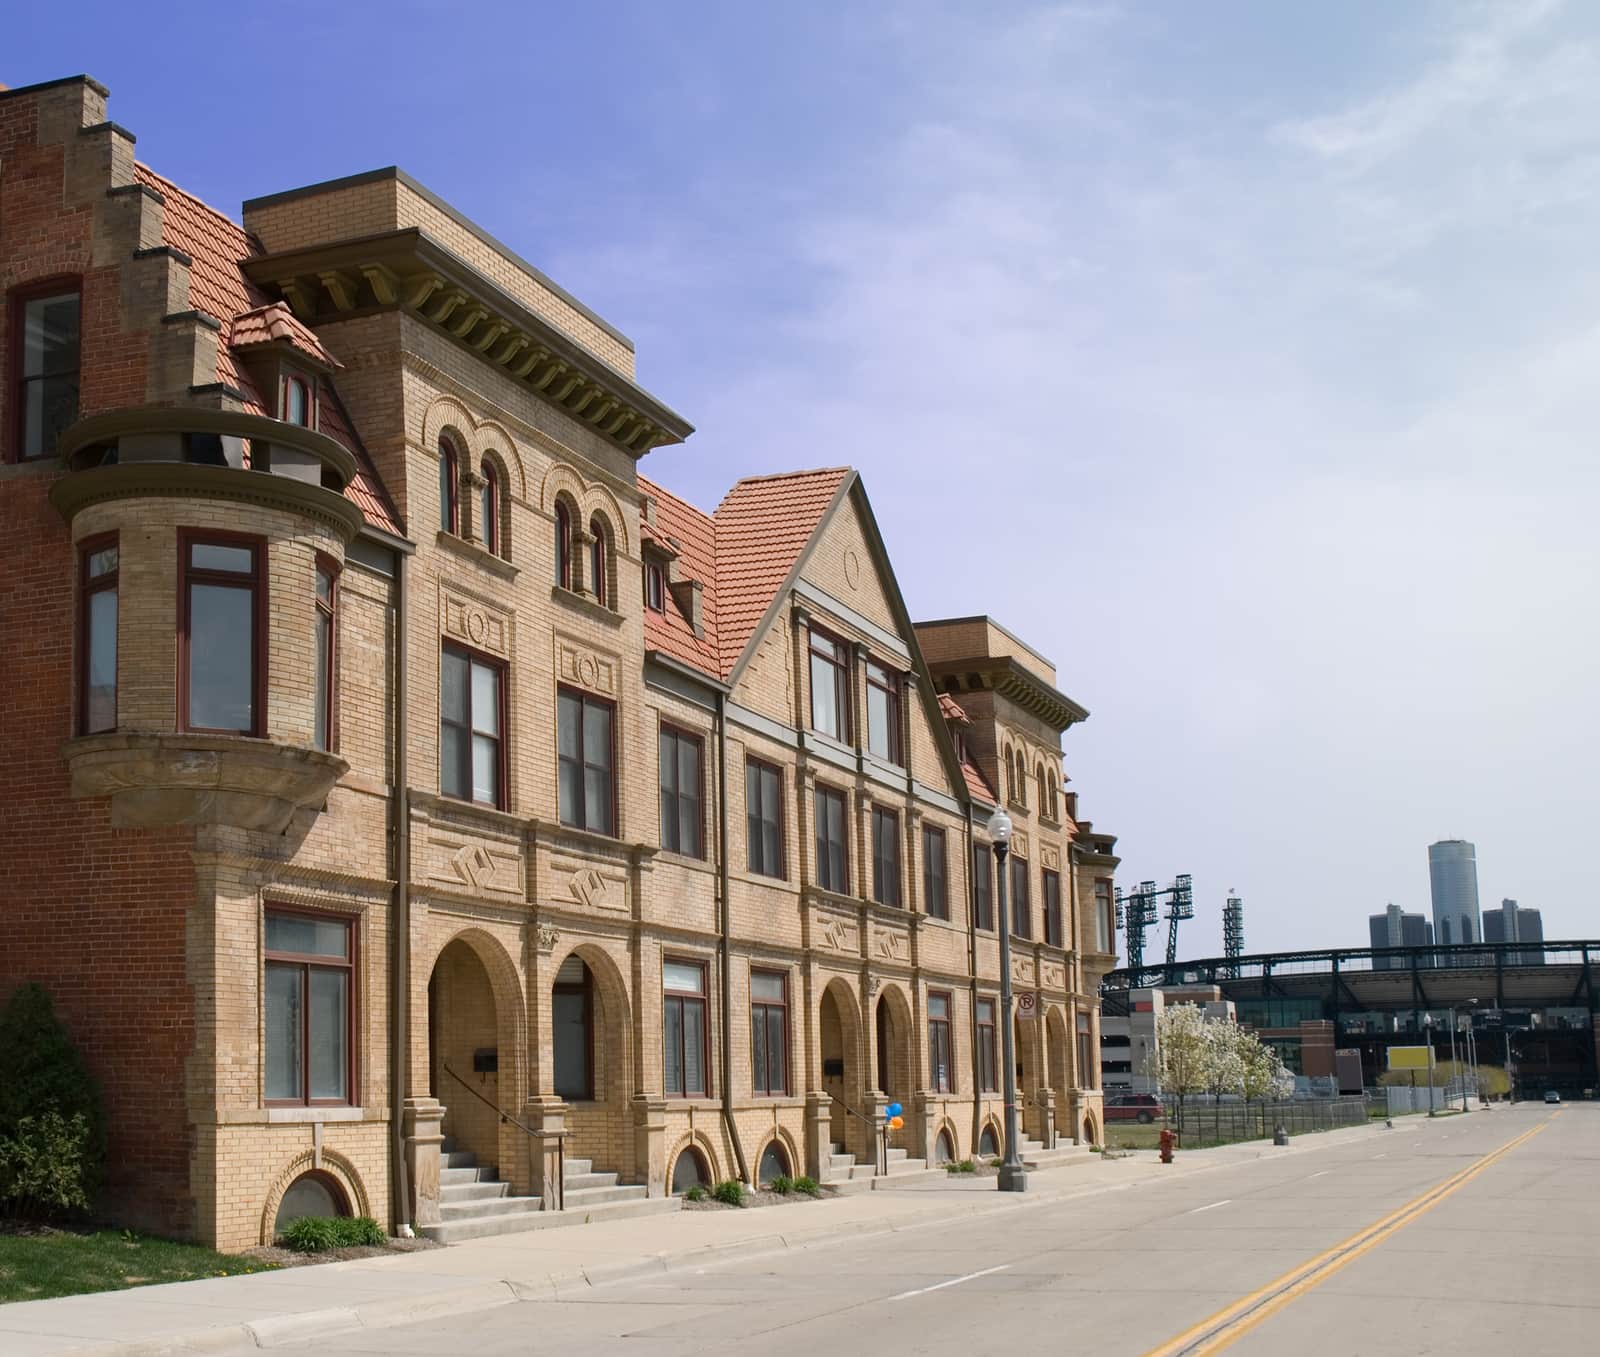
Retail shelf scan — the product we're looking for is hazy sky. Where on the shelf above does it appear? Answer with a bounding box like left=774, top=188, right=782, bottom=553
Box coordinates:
left=20, top=2, right=1599, bottom=953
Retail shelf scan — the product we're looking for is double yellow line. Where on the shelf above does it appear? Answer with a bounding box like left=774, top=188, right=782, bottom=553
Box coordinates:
left=1141, top=1118, right=1552, bottom=1357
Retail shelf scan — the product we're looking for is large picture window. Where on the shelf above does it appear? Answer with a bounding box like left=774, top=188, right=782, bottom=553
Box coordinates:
left=14, top=285, right=79, bottom=461
left=973, top=846, right=994, bottom=931
left=745, top=758, right=784, bottom=878
left=265, top=909, right=354, bottom=1106
left=922, top=825, right=948, bottom=920
left=1043, top=868, right=1063, bottom=948
left=751, top=970, right=788, bottom=1096
left=871, top=806, right=900, bottom=907
left=313, top=557, right=338, bottom=752
left=865, top=659, right=901, bottom=765
left=558, top=688, right=615, bottom=835
left=928, top=991, right=953, bottom=1092
left=179, top=533, right=263, bottom=736
left=658, top=724, right=703, bottom=858
left=440, top=644, right=504, bottom=808
left=663, top=960, right=708, bottom=1097
left=814, top=785, right=849, bottom=894
left=809, top=629, right=849, bottom=740
left=78, top=535, right=118, bottom=735
left=1010, top=857, right=1031, bottom=940
left=976, top=998, right=998, bottom=1092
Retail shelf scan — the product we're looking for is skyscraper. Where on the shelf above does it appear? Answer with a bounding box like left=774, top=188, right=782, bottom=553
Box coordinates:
left=1483, top=898, right=1544, bottom=964
left=1368, top=903, right=1433, bottom=969
left=1428, top=840, right=1481, bottom=959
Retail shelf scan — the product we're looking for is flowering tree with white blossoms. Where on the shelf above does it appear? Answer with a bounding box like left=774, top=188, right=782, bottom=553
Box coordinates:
left=1151, top=1005, right=1296, bottom=1134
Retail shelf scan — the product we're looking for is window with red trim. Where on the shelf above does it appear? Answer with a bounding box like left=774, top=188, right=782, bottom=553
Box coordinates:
left=558, top=687, right=615, bottom=835
left=555, top=501, right=572, bottom=589
left=265, top=908, right=355, bottom=1106
left=440, top=643, right=505, bottom=808
left=663, top=959, right=708, bottom=1097
left=927, top=991, right=953, bottom=1092
left=751, top=970, right=789, bottom=1096
left=480, top=459, right=500, bottom=556
left=922, top=825, right=948, bottom=920
left=589, top=515, right=608, bottom=606
left=645, top=562, right=665, bottom=612
left=179, top=533, right=264, bottom=736
left=439, top=437, right=459, bottom=535
left=809, top=629, right=849, bottom=740
left=314, top=557, right=338, bottom=752
left=79, top=535, right=118, bottom=735
left=1010, top=857, right=1031, bottom=940
left=283, top=375, right=311, bottom=427
left=12, top=283, right=80, bottom=461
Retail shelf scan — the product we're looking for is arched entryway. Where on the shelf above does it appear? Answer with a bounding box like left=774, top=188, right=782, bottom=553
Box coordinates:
left=547, top=946, right=633, bottom=1180
left=428, top=937, right=506, bottom=1177
left=1047, top=1006, right=1071, bottom=1145
left=874, top=986, right=914, bottom=1150
left=819, top=978, right=863, bottom=1158
left=552, top=953, right=594, bottom=1100
left=1014, top=1010, right=1044, bottom=1140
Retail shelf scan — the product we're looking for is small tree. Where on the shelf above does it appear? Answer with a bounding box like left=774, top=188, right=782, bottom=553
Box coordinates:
left=1151, top=1004, right=1214, bottom=1133
left=0, top=984, right=106, bottom=1218
left=1204, top=1020, right=1246, bottom=1099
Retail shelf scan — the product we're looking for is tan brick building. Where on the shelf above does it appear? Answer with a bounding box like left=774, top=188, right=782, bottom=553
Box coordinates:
left=0, top=75, right=1121, bottom=1249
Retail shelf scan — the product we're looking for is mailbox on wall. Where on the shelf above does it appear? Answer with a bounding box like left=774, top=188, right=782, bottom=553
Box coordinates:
left=473, top=1048, right=499, bottom=1075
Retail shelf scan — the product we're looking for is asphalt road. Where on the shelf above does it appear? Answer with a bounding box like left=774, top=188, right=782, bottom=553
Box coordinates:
left=270, top=1104, right=1589, bottom=1356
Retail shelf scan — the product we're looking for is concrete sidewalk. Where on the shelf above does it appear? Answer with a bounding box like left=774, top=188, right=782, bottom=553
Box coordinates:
left=0, top=1118, right=1411, bottom=1356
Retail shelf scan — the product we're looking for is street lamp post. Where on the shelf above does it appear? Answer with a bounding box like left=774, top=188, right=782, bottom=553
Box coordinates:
left=988, top=808, right=1027, bottom=1193
left=1424, top=1016, right=1437, bottom=1115
left=1448, top=1009, right=1464, bottom=1112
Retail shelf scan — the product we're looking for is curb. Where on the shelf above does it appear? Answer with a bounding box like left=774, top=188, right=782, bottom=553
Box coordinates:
left=49, top=1120, right=1410, bottom=1355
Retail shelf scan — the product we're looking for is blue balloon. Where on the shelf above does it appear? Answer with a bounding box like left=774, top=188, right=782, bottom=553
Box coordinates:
left=886, top=1102, right=902, bottom=1118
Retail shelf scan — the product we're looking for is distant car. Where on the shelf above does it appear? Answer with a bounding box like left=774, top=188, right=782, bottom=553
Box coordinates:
left=1544, top=1090, right=1562, bottom=1105
left=1104, top=1093, right=1164, bottom=1124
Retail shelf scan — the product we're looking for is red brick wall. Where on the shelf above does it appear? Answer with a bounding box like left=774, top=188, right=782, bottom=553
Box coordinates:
left=1, top=83, right=198, bottom=1236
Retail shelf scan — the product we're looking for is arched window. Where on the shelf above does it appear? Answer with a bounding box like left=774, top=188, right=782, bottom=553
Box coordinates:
left=934, top=1129, right=955, bottom=1165
left=978, top=1124, right=999, bottom=1158
left=283, top=375, right=311, bottom=427
left=758, top=1139, right=791, bottom=1186
left=670, top=1146, right=710, bottom=1195
left=589, top=514, right=608, bottom=607
left=1004, top=749, right=1015, bottom=803
left=479, top=458, right=499, bottom=556
left=273, top=1171, right=348, bottom=1237
left=439, top=437, right=459, bottom=535
left=1036, top=763, right=1048, bottom=815
left=554, top=501, right=572, bottom=589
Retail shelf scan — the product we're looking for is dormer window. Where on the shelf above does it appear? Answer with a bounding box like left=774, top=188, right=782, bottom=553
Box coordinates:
left=645, top=562, right=665, bottom=612
left=282, top=374, right=312, bottom=428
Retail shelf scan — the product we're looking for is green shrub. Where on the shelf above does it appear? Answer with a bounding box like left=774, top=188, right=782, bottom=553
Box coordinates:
left=767, top=1174, right=794, bottom=1195
left=0, top=985, right=106, bottom=1215
left=944, top=1158, right=976, bottom=1174
left=712, top=1179, right=745, bottom=1207
left=280, top=1216, right=386, bottom=1252
left=0, top=1111, right=93, bottom=1217
left=683, top=1185, right=706, bottom=1202
left=792, top=1175, right=821, bottom=1197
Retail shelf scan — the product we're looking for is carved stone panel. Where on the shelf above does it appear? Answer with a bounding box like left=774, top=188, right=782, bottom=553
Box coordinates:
left=555, top=634, right=618, bottom=696
left=1011, top=953, right=1037, bottom=986
left=556, top=859, right=628, bottom=913
left=813, top=909, right=859, bottom=955
left=441, top=588, right=510, bottom=657
left=873, top=916, right=911, bottom=964
left=426, top=831, right=523, bottom=898
left=1040, top=843, right=1061, bottom=872
left=1041, top=959, right=1066, bottom=990
left=1011, top=830, right=1029, bottom=860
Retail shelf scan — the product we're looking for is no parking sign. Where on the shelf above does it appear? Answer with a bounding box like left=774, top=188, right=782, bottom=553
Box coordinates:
left=1016, top=990, right=1038, bottom=1018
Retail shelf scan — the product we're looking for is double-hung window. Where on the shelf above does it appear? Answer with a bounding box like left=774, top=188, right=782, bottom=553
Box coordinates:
left=658, top=724, right=703, bottom=858
left=644, top=562, right=665, bottom=612
left=746, top=758, right=784, bottom=878
left=928, top=992, right=953, bottom=1093
left=558, top=688, right=615, bottom=834
left=14, top=285, right=79, bottom=461
left=922, top=825, right=948, bottom=920
left=976, top=998, right=998, bottom=1092
left=865, top=659, right=901, bottom=764
left=973, top=846, right=994, bottom=931
left=1043, top=868, right=1063, bottom=947
left=265, top=909, right=354, bottom=1106
left=78, top=535, right=118, bottom=734
left=808, top=629, right=849, bottom=740
left=441, top=645, right=504, bottom=807
left=179, top=533, right=264, bottom=735
left=871, top=806, right=900, bottom=907
left=751, top=971, right=788, bottom=1096
left=1095, top=880, right=1114, bottom=953
left=814, top=785, right=849, bottom=893
left=1010, top=857, right=1031, bottom=940
left=663, top=960, right=708, bottom=1097
left=313, top=557, right=338, bottom=752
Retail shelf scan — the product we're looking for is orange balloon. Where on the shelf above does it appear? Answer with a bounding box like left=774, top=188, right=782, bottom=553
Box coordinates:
left=889, top=1115, right=904, bottom=1130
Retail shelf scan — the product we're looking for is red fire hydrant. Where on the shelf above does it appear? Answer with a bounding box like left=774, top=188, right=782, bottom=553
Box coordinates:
left=1159, top=1128, right=1176, bottom=1164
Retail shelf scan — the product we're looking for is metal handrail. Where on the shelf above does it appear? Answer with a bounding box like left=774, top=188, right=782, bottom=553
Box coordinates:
left=825, top=1091, right=885, bottom=1176
left=439, top=1064, right=564, bottom=1211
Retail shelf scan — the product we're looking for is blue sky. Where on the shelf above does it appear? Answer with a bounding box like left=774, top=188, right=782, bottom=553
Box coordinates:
left=17, top=2, right=1600, bottom=952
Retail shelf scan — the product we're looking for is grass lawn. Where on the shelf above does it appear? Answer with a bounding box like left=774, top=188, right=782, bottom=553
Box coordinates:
left=0, top=1227, right=275, bottom=1304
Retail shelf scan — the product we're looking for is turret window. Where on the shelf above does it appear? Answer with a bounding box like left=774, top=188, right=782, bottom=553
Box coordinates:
left=179, top=533, right=264, bottom=736
left=78, top=535, right=118, bottom=735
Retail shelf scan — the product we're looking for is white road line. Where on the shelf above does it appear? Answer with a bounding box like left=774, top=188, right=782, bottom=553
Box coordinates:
left=887, top=1264, right=1011, bottom=1301
left=1372, top=1153, right=1387, bottom=1159
left=1187, top=1199, right=1232, bottom=1214
left=1308, top=1170, right=1332, bottom=1179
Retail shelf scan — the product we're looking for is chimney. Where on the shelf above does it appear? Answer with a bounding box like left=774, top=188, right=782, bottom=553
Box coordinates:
left=668, top=576, right=704, bottom=636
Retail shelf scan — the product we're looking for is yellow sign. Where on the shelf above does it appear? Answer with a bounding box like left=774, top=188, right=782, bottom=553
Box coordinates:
left=1387, top=1045, right=1433, bottom=1071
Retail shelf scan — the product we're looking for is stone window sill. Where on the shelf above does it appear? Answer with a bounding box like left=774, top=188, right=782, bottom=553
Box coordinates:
left=437, top=529, right=517, bottom=579
left=552, top=584, right=623, bottom=627
left=267, top=1106, right=366, bottom=1124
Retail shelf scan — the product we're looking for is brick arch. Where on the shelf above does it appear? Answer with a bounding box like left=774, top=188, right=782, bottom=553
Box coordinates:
left=1045, top=1003, right=1071, bottom=1094
left=421, top=926, right=528, bottom=1076
left=258, top=1147, right=372, bottom=1245
left=931, top=1116, right=960, bottom=1165
left=819, top=975, right=866, bottom=1159
left=472, top=416, right=527, bottom=501
left=539, top=461, right=588, bottom=515
left=542, top=939, right=634, bottom=1101
left=872, top=981, right=915, bottom=1109
left=1083, top=1111, right=1101, bottom=1147
left=421, top=395, right=478, bottom=459
left=666, top=1130, right=721, bottom=1192
left=754, top=1127, right=801, bottom=1185
left=580, top=482, right=630, bottom=557
left=976, top=1113, right=1004, bottom=1159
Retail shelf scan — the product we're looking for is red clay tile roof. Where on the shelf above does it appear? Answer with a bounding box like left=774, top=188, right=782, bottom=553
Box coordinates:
left=132, top=164, right=401, bottom=538
left=962, top=758, right=997, bottom=806
left=228, top=302, right=342, bottom=369
left=938, top=692, right=971, bottom=724
left=637, top=475, right=721, bottom=678
left=712, top=467, right=850, bottom=676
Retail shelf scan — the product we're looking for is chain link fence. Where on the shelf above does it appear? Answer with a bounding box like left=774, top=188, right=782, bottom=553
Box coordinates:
left=1160, top=1095, right=1371, bottom=1147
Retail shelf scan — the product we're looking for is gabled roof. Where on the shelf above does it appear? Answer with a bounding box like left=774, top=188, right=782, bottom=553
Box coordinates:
left=132, top=164, right=402, bottom=539
left=228, top=302, right=341, bottom=369
left=638, top=474, right=721, bottom=679
left=712, top=467, right=851, bottom=677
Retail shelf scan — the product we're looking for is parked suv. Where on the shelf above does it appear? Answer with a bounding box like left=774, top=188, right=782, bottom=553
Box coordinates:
left=1104, top=1093, right=1164, bottom=1124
